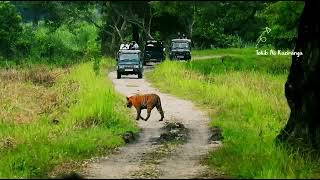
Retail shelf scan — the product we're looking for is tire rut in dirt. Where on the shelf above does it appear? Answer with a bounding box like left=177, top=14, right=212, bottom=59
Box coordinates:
left=129, top=122, right=190, bottom=179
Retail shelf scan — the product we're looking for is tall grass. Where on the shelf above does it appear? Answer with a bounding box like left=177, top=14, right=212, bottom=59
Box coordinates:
left=0, top=58, right=138, bottom=178
left=192, top=48, right=256, bottom=57
left=146, top=49, right=319, bottom=178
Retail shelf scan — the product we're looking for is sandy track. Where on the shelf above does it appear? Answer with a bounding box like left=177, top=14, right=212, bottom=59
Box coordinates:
left=81, top=64, right=221, bottom=179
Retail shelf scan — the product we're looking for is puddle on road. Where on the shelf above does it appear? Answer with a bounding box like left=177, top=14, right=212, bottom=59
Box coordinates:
left=150, top=122, right=189, bottom=145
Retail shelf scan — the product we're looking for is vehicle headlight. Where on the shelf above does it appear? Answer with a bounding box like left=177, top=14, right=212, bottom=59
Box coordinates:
left=119, top=65, right=124, bottom=69
left=134, top=65, right=139, bottom=68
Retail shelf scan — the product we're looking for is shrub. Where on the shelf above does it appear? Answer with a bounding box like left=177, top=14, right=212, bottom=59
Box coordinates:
left=16, top=21, right=100, bottom=66
left=0, top=1, right=23, bottom=58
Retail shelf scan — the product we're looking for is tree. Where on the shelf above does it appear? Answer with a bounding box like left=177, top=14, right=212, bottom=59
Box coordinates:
left=260, top=1, right=304, bottom=49
left=276, top=0, right=320, bottom=149
left=62, top=1, right=152, bottom=55
left=0, top=1, right=22, bottom=58
left=13, top=1, right=46, bottom=27
left=187, top=1, right=267, bottom=49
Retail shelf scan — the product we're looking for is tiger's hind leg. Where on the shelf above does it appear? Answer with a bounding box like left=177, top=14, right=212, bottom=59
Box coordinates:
left=156, top=99, right=164, bottom=121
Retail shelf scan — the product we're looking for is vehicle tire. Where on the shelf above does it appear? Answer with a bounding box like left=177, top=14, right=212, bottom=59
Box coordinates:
left=117, top=72, right=121, bottom=79
left=138, top=73, right=143, bottom=79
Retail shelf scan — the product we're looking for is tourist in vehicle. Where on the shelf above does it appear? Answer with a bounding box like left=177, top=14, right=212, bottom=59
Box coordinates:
left=120, top=41, right=129, bottom=50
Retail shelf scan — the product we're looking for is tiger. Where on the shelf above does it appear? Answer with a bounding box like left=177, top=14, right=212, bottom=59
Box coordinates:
left=126, top=93, right=164, bottom=121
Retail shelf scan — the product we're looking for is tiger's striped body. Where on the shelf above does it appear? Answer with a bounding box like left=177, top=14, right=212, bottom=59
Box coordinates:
left=126, top=94, right=164, bottom=121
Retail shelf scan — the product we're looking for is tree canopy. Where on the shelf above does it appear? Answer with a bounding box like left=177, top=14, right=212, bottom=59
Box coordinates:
left=0, top=1, right=304, bottom=63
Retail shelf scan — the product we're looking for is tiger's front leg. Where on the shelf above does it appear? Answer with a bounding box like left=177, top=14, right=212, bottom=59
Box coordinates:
left=136, top=108, right=142, bottom=121
left=139, top=114, right=145, bottom=120
left=143, top=106, right=153, bottom=121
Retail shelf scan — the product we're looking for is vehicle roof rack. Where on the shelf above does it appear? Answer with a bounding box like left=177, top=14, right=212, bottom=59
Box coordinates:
left=118, top=49, right=141, bottom=53
left=171, top=39, right=191, bottom=42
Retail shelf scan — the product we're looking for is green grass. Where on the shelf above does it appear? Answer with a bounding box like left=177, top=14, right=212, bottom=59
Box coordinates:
left=0, top=58, right=138, bottom=178
left=146, top=48, right=319, bottom=178
left=192, top=48, right=256, bottom=57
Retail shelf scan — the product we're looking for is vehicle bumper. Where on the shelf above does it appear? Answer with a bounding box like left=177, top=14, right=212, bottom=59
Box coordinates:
left=144, top=58, right=163, bottom=62
left=117, top=68, right=142, bottom=75
left=170, top=54, right=191, bottom=60
left=144, top=56, right=165, bottom=62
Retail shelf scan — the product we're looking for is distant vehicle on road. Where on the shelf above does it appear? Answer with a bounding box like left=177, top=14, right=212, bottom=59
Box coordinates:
left=169, top=39, right=192, bottom=61
left=143, top=40, right=165, bottom=65
left=116, top=50, right=143, bottom=79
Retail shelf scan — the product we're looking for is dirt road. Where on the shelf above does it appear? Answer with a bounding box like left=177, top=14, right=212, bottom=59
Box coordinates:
left=81, top=64, right=222, bottom=179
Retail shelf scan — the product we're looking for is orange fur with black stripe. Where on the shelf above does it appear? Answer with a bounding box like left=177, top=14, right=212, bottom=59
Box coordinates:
left=126, top=94, right=164, bottom=121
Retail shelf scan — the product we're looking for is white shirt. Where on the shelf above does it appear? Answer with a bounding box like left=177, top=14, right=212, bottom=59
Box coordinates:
left=133, top=43, right=139, bottom=49
left=120, top=44, right=129, bottom=50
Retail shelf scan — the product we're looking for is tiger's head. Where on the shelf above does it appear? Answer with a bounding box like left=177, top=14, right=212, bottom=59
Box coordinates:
left=126, top=96, right=133, bottom=108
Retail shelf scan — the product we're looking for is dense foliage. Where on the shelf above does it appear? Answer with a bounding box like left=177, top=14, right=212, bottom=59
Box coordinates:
left=0, top=1, right=304, bottom=64
left=258, top=1, right=304, bottom=49
left=0, top=1, right=22, bottom=58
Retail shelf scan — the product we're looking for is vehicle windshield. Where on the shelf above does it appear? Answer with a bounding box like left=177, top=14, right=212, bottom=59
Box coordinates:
left=172, top=42, right=189, bottom=49
left=145, top=46, right=163, bottom=51
left=119, top=53, right=139, bottom=61
left=145, top=43, right=163, bottom=51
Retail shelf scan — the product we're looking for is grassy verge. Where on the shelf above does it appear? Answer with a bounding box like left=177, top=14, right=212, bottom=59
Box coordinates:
left=0, top=58, right=138, bottom=178
left=146, top=48, right=319, bottom=178
left=192, top=48, right=256, bottom=58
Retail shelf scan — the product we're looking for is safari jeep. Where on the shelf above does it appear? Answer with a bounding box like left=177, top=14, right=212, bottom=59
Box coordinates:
left=143, top=40, right=165, bottom=65
left=169, top=39, right=192, bottom=61
left=116, top=50, right=143, bottom=79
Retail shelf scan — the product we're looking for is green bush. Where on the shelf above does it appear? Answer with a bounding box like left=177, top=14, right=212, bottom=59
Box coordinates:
left=258, top=1, right=304, bottom=49
left=0, top=1, right=23, bottom=58
left=14, top=24, right=34, bottom=59
left=22, top=21, right=100, bottom=66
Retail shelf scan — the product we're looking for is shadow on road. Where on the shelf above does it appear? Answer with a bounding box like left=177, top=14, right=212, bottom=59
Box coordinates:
left=143, top=62, right=159, bottom=71
left=118, top=76, right=141, bottom=79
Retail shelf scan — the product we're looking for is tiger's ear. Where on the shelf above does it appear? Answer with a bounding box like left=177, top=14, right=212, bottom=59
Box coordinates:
left=126, top=96, right=129, bottom=101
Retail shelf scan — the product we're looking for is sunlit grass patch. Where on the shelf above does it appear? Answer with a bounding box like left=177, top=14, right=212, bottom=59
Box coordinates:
left=0, top=57, right=138, bottom=178
left=146, top=48, right=318, bottom=178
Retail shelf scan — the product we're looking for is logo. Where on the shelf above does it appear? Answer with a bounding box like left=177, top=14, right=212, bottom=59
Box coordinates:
left=254, top=27, right=303, bottom=57
left=256, top=27, right=271, bottom=48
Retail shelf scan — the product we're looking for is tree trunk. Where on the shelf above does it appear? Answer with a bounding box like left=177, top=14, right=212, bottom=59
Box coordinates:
left=146, top=16, right=153, bottom=40
left=189, top=2, right=196, bottom=39
left=119, top=19, right=127, bottom=39
left=32, top=15, right=39, bottom=28
left=100, top=26, right=108, bottom=56
left=132, top=23, right=140, bottom=44
left=276, top=0, right=320, bottom=149
left=99, top=23, right=117, bottom=56
left=147, top=5, right=154, bottom=40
